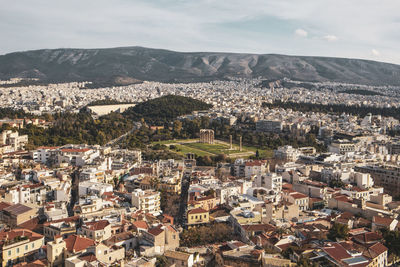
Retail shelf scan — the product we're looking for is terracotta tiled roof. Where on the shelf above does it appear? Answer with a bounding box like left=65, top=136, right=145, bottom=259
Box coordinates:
left=148, top=226, right=164, bottom=236
left=290, top=193, right=308, bottom=199
left=83, top=220, right=110, bottom=231
left=0, top=229, right=43, bottom=246
left=106, top=232, right=135, bottom=244
left=17, top=217, right=42, bottom=232
left=14, top=259, right=47, bottom=267
left=373, top=216, right=395, bottom=227
left=64, top=234, right=95, bottom=253
left=322, top=242, right=351, bottom=262
left=78, top=252, right=97, bottom=262
left=368, top=242, right=387, bottom=256
left=188, top=208, right=208, bottom=214
left=0, top=201, right=12, bottom=211
left=353, top=232, right=382, bottom=245
left=132, top=220, right=148, bottom=230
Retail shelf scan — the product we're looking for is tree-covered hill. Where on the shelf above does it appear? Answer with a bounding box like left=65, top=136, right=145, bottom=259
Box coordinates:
left=2, top=95, right=212, bottom=148
left=123, top=95, right=212, bottom=124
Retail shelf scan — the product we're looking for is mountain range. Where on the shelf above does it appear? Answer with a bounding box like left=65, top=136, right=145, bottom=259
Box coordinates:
left=1, top=46, right=400, bottom=86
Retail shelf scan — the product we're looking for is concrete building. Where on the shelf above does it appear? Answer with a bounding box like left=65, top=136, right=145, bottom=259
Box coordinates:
left=165, top=250, right=195, bottom=267
left=1, top=203, right=37, bottom=227
left=0, top=229, right=44, bottom=267
left=131, top=189, right=161, bottom=216
left=355, top=165, right=400, bottom=198
left=79, top=220, right=112, bottom=242
left=254, top=173, right=282, bottom=191
left=140, top=224, right=179, bottom=256
left=328, top=139, right=356, bottom=155
left=0, top=130, right=28, bottom=151
left=274, top=145, right=301, bottom=161
left=256, top=120, right=282, bottom=133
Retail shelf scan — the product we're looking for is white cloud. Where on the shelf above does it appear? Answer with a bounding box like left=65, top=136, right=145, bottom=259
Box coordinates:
left=323, top=35, right=338, bottom=42
left=371, top=49, right=380, bottom=56
left=295, top=28, right=308, bottom=38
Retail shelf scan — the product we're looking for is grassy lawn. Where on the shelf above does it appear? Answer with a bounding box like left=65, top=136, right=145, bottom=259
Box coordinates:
left=152, top=138, right=273, bottom=158
left=172, top=144, right=212, bottom=156
left=184, top=142, right=242, bottom=155
left=243, top=145, right=274, bottom=158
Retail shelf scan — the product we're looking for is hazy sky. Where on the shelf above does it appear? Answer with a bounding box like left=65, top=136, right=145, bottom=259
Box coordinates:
left=1, top=0, right=400, bottom=64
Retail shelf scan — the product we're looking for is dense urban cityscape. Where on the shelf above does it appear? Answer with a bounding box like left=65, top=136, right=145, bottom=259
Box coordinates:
left=0, top=75, right=398, bottom=266
left=3, top=0, right=400, bottom=266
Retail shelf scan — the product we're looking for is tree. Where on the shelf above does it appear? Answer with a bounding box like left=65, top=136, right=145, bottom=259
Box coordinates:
left=155, top=255, right=168, bottom=267
left=329, top=179, right=346, bottom=189
left=255, top=149, right=260, bottom=159
left=380, top=229, right=400, bottom=257
left=180, top=223, right=233, bottom=247
left=173, top=120, right=183, bottom=136
left=328, top=223, right=349, bottom=241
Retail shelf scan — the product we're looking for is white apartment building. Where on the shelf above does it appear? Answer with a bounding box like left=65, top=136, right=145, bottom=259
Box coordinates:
left=31, top=146, right=59, bottom=163
left=80, top=168, right=106, bottom=182
left=328, top=140, right=356, bottom=155
left=232, top=159, right=269, bottom=178
left=0, top=130, right=28, bottom=151
left=254, top=173, right=282, bottom=191
left=57, top=147, right=99, bottom=166
left=274, top=145, right=301, bottom=161
left=131, top=189, right=161, bottom=216
left=79, top=181, right=113, bottom=197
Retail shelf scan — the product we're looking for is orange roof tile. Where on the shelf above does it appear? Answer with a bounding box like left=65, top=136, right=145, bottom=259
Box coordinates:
left=188, top=208, right=208, bottom=214
left=64, top=235, right=95, bottom=253
left=83, top=220, right=110, bottom=231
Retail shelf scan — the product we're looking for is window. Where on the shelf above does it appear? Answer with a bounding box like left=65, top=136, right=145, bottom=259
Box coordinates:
left=25, top=245, right=28, bottom=251
left=8, top=250, right=11, bottom=256
left=32, top=243, right=34, bottom=248
left=16, top=248, right=20, bottom=254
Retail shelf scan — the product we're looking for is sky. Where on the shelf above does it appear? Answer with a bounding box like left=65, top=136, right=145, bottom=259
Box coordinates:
left=1, top=0, right=400, bottom=64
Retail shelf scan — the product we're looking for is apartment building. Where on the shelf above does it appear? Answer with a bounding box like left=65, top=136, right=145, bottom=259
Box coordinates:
left=355, top=165, right=400, bottom=197
left=0, top=229, right=44, bottom=267
left=256, top=120, right=282, bottom=133
left=187, top=208, right=210, bottom=226
left=131, top=189, right=161, bottom=216
left=328, top=139, right=356, bottom=155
